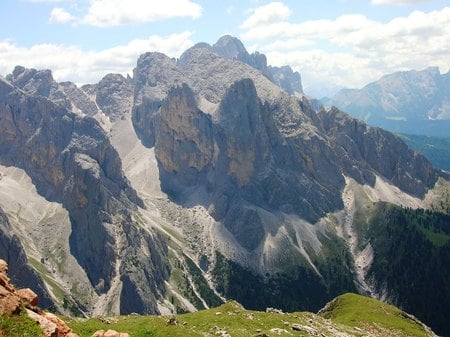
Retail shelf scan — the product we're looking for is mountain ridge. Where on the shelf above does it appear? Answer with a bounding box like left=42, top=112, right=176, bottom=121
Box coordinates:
left=327, top=66, right=450, bottom=137
left=1, top=35, right=449, bottom=336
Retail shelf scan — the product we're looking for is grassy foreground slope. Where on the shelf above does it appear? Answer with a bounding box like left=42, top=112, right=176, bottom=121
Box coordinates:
left=0, top=310, right=43, bottom=337
left=66, top=294, right=436, bottom=337
left=319, top=293, right=435, bottom=337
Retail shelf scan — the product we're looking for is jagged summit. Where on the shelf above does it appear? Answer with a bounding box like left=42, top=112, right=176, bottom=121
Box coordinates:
left=181, top=35, right=304, bottom=96
left=212, top=35, right=248, bottom=59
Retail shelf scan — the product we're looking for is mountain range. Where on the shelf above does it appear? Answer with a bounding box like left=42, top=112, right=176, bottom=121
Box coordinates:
left=0, top=36, right=450, bottom=336
left=326, top=67, right=450, bottom=138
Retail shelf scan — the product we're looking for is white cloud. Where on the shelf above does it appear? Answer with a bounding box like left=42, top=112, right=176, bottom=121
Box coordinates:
left=82, top=0, right=202, bottom=27
left=0, top=32, right=193, bottom=84
left=49, top=7, right=75, bottom=24
left=372, top=0, right=432, bottom=5
left=241, top=2, right=291, bottom=29
left=24, top=0, right=65, bottom=3
left=240, top=4, right=450, bottom=89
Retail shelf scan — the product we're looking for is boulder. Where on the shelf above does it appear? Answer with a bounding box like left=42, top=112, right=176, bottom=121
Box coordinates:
left=0, top=292, right=21, bottom=315
left=27, top=309, right=58, bottom=337
left=91, top=330, right=130, bottom=337
left=42, top=312, right=75, bottom=337
left=0, top=259, right=7, bottom=273
left=17, top=288, right=39, bottom=307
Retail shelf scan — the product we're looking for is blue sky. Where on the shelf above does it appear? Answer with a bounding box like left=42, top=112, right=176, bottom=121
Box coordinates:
left=1, top=0, right=450, bottom=95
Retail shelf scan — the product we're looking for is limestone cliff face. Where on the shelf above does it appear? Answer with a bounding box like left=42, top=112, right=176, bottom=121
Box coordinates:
left=155, top=84, right=214, bottom=187
left=318, top=106, right=438, bottom=197
left=0, top=77, right=168, bottom=314
left=137, top=40, right=440, bottom=251
left=215, top=78, right=271, bottom=187
left=132, top=52, right=184, bottom=147
left=151, top=77, right=343, bottom=248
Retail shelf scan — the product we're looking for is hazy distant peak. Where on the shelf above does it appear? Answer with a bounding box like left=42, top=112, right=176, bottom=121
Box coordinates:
left=212, top=35, right=248, bottom=59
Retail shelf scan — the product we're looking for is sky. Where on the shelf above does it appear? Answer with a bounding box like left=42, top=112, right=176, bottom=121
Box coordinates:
left=1, top=0, right=450, bottom=96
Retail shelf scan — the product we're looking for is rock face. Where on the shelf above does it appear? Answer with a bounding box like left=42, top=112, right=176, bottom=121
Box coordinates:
left=318, top=106, right=438, bottom=197
left=95, top=74, right=133, bottom=122
left=0, top=76, right=169, bottom=315
left=329, top=67, right=450, bottom=137
left=0, top=208, right=53, bottom=309
left=268, top=65, right=303, bottom=96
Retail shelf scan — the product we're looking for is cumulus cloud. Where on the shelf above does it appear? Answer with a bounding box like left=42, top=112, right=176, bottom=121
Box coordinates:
left=372, top=0, right=432, bottom=5
left=82, top=0, right=202, bottom=27
left=240, top=3, right=450, bottom=89
left=241, top=2, right=291, bottom=29
left=49, top=7, right=75, bottom=24
left=0, top=32, right=193, bottom=84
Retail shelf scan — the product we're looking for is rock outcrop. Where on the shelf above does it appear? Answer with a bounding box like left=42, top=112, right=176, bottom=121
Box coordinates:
left=91, top=330, right=130, bottom=337
left=95, top=74, right=133, bottom=122
left=0, top=259, right=78, bottom=337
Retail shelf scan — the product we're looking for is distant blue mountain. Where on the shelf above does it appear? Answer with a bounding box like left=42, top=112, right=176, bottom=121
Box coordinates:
left=327, top=67, right=450, bottom=137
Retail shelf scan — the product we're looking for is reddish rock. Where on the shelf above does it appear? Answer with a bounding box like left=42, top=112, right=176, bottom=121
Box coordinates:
left=17, top=288, right=39, bottom=307
left=0, top=259, right=22, bottom=315
left=0, top=261, right=15, bottom=293
left=27, top=309, right=58, bottom=337
left=0, top=260, right=7, bottom=273
left=42, top=312, right=75, bottom=337
left=0, top=292, right=21, bottom=315
left=91, top=329, right=130, bottom=337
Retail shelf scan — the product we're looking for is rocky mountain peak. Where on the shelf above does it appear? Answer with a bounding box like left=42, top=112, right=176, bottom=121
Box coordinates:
left=269, top=65, right=304, bottom=96
left=209, top=35, right=303, bottom=96
left=212, top=35, right=249, bottom=60
left=6, top=65, right=100, bottom=117
left=134, top=52, right=182, bottom=92
left=96, top=73, right=133, bottom=122
left=7, top=65, right=55, bottom=98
